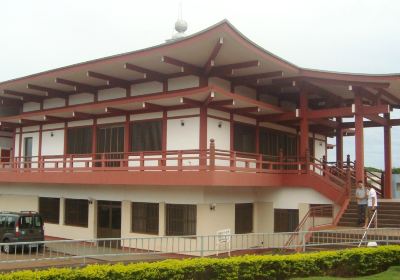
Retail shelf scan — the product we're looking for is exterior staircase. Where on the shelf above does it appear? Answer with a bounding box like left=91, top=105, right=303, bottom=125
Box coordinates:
left=338, top=201, right=400, bottom=228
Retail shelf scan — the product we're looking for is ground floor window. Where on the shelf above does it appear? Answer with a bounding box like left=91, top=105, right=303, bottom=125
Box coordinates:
left=166, top=204, right=196, bottom=236
left=274, top=209, right=299, bottom=232
left=39, top=197, right=60, bottom=224
left=64, top=199, right=89, bottom=227
left=235, top=203, right=253, bottom=234
left=132, top=202, right=159, bottom=235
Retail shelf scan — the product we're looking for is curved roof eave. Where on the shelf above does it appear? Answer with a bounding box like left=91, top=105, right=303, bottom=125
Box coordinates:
left=0, top=19, right=399, bottom=87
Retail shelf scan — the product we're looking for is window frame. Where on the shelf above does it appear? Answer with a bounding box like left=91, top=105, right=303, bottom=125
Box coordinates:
left=131, top=202, right=159, bottom=235
left=66, top=126, right=93, bottom=155
left=39, top=197, right=60, bottom=224
left=235, top=203, right=253, bottom=234
left=166, top=204, right=196, bottom=236
left=130, top=119, right=163, bottom=152
left=64, top=199, right=89, bottom=227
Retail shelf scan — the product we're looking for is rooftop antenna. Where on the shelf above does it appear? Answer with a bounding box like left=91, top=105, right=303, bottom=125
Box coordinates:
left=167, top=1, right=188, bottom=42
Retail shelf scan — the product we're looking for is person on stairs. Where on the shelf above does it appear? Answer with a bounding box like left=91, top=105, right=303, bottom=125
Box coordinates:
left=364, top=184, right=378, bottom=229
left=355, top=180, right=367, bottom=226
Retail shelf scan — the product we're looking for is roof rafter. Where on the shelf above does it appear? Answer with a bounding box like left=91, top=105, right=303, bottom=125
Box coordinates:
left=43, top=115, right=68, bottom=122
left=105, top=107, right=129, bottom=114
left=55, top=78, right=97, bottom=94
left=27, top=84, right=70, bottom=99
left=210, top=60, right=260, bottom=76
left=124, top=63, right=167, bottom=82
left=0, top=96, right=23, bottom=106
left=161, top=56, right=202, bottom=75
left=87, top=71, right=131, bottom=88
left=203, top=37, right=224, bottom=76
left=3, top=90, right=44, bottom=103
left=232, top=71, right=284, bottom=86
left=142, top=102, right=165, bottom=111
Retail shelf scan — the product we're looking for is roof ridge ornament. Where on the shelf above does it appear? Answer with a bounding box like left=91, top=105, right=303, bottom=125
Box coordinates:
left=166, top=2, right=188, bottom=42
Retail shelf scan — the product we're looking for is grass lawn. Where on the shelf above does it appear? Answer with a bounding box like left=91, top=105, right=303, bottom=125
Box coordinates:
left=293, top=266, right=400, bottom=279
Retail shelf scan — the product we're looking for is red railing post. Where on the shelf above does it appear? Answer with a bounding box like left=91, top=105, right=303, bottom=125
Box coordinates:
left=279, top=148, right=283, bottom=171
left=230, top=151, right=236, bottom=172
left=322, top=155, right=327, bottom=177
left=209, top=139, right=215, bottom=171
left=257, top=154, right=263, bottom=172
left=139, top=152, right=144, bottom=171
left=305, top=149, right=310, bottom=174
left=178, top=151, right=183, bottom=171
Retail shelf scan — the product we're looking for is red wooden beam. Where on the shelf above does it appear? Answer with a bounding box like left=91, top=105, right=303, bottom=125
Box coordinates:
left=161, top=56, right=201, bottom=75
left=364, top=114, right=388, bottom=126
left=259, top=111, right=297, bottom=122
left=55, top=78, right=97, bottom=94
left=87, top=71, right=130, bottom=87
left=72, top=111, right=96, bottom=119
left=362, top=104, right=390, bottom=115
left=208, top=99, right=234, bottom=107
left=19, top=119, right=42, bottom=126
left=0, top=121, right=20, bottom=128
left=312, top=118, right=339, bottom=129
left=203, top=37, right=224, bottom=76
left=377, top=88, right=400, bottom=105
left=3, top=90, right=44, bottom=103
left=180, top=97, right=202, bottom=107
left=307, top=107, right=353, bottom=119
left=209, top=60, right=260, bottom=76
left=233, top=107, right=260, bottom=114
left=43, top=115, right=68, bottom=122
left=27, top=84, right=70, bottom=99
left=202, top=92, right=215, bottom=106
left=105, top=107, right=129, bottom=114
left=0, top=97, right=23, bottom=106
left=124, top=63, right=166, bottom=82
left=142, top=102, right=165, bottom=111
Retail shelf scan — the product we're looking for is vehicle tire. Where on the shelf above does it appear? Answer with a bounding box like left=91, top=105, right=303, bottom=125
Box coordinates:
left=2, top=239, right=15, bottom=254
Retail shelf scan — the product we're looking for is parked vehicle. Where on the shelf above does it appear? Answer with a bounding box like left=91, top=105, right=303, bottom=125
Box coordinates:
left=0, top=211, right=44, bottom=253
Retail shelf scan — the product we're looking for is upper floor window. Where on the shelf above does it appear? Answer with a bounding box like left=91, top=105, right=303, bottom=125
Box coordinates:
left=67, top=127, right=93, bottom=154
left=234, top=123, right=256, bottom=153
left=131, top=120, right=162, bottom=152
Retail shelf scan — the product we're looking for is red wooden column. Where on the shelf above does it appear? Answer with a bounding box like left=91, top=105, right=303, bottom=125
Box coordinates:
left=354, top=95, right=364, bottom=183
left=384, top=113, right=392, bottom=198
left=299, top=89, right=309, bottom=158
left=199, top=106, right=207, bottom=168
left=124, top=114, right=130, bottom=167
left=336, top=117, right=343, bottom=167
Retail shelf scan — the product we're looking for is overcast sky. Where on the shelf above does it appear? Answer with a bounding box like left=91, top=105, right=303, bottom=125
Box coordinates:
left=1, top=0, right=399, bottom=169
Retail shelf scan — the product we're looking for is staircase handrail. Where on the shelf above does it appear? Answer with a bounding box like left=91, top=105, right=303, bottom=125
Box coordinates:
left=284, top=204, right=337, bottom=249
left=358, top=209, right=378, bottom=247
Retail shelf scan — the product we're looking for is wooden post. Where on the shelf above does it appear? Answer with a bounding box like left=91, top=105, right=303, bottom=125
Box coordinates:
left=209, top=139, right=215, bottom=171
left=279, top=148, right=283, bottom=170
left=354, top=95, right=364, bottom=183
left=336, top=117, right=343, bottom=168
left=346, top=154, right=351, bottom=169
left=383, top=113, right=392, bottom=198
left=305, top=149, right=310, bottom=174
left=299, top=89, right=309, bottom=158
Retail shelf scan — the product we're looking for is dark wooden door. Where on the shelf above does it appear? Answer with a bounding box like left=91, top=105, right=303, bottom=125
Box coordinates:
left=97, top=200, right=121, bottom=239
left=23, top=137, right=33, bottom=168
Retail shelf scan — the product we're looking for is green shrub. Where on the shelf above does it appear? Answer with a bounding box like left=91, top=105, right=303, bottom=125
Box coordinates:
left=1, top=246, right=399, bottom=280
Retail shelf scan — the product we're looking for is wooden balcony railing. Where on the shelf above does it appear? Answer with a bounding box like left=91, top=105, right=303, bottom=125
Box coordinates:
left=0, top=149, right=306, bottom=174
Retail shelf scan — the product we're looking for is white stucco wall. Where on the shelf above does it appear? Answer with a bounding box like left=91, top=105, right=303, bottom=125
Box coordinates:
left=41, top=130, right=64, bottom=156
left=207, top=117, right=230, bottom=150
left=167, top=117, right=200, bottom=150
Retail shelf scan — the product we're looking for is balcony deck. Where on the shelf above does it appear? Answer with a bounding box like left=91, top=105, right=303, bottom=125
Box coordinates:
left=0, top=148, right=351, bottom=203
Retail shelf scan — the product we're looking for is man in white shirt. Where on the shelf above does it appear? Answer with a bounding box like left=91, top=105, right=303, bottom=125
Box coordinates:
left=364, top=185, right=378, bottom=228
left=355, top=181, right=367, bottom=226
